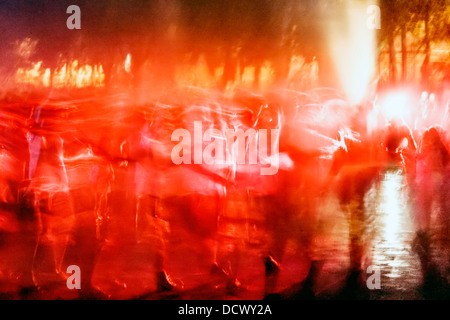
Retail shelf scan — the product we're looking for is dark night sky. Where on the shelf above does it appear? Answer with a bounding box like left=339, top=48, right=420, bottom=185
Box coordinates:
left=0, top=0, right=333, bottom=85
left=0, top=1, right=205, bottom=65
left=0, top=0, right=319, bottom=56
left=1, top=1, right=93, bottom=67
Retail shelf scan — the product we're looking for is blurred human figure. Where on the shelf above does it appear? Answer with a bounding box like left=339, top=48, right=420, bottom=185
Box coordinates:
left=263, top=148, right=324, bottom=299
left=62, top=139, right=114, bottom=299
left=176, top=104, right=242, bottom=295
left=261, top=99, right=336, bottom=299
left=134, top=105, right=180, bottom=293
left=0, top=128, right=30, bottom=293
left=384, top=119, right=417, bottom=165
left=25, top=105, right=73, bottom=291
left=327, top=128, right=384, bottom=297
left=413, top=126, right=450, bottom=295
left=383, top=119, right=418, bottom=193
left=217, top=108, right=255, bottom=294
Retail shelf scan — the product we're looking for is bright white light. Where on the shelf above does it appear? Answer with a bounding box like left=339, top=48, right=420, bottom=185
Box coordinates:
left=380, top=172, right=403, bottom=244
left=124, top=53, right=131, bottom=73
left=372, top=171, right=418, bottom=282
left=326, top=0, right=378, bottom=105
left=378, top=91, right=412, bottom=121
left=421, top=91, right=428, bottom=101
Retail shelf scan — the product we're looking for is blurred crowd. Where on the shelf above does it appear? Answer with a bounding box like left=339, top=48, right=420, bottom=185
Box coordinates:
left=0, top=87, right=449, bottom=299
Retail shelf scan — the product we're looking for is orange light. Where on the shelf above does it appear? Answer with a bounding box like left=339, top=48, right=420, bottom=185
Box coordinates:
left=124, top=54, right=131, bottom=73
left=15, top=60, right=105, bottom=88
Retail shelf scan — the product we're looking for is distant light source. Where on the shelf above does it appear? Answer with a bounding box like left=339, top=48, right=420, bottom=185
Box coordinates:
left=379, top=90, right=412, bottom=121
left=421, top=91, right=428, bottom=101
left=325, top=0, right=378, bottom=105
left=124, top=53, right=132, bottom=73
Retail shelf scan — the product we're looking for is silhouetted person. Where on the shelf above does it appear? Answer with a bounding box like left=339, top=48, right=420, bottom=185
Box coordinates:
left=327, top=129, right=385, bottom=298
left=413, top=126, right=450, bottom=296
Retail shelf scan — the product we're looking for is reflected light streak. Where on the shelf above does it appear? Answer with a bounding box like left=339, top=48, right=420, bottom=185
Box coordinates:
left=124, top=54, right=132, bottom=73
left=372, top=170, right=417, bottom=282
left=380, top=171, right=403, bottom=246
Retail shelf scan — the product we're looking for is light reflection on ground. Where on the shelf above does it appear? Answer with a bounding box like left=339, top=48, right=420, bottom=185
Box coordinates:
left=370, top=169, right=422, bottom=293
